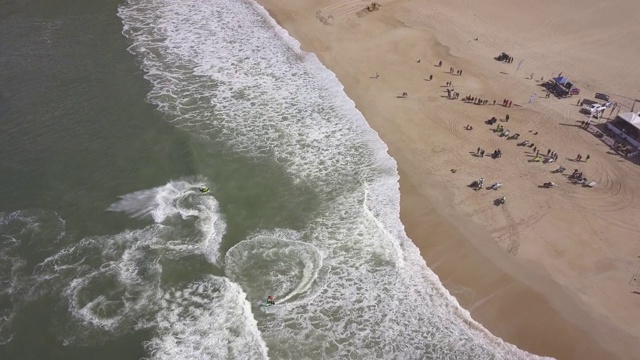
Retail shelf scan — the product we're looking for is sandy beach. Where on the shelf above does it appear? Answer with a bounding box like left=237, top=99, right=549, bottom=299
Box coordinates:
left=254, top=0, right=640, bottom=359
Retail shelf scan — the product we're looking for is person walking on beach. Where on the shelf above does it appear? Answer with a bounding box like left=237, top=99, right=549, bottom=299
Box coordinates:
left=375, top=72, right=379, bottom=79
left=505, top=114, right=510, bottom=122
left=429, top=74, right=433, bottom=81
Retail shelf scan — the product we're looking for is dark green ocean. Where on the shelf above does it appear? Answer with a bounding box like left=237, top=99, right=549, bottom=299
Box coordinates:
left=0, top=0, right=547, bottom=359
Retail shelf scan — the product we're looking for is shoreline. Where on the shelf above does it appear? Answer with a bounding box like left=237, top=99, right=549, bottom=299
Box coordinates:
left=253, top=0, right=640, bottom=359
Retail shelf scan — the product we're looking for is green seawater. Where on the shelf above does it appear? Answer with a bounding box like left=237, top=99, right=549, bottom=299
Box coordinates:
left=0, top=1, right=311, bottom=358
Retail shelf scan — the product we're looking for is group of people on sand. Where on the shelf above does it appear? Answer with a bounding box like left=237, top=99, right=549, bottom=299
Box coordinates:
left=575, top=153, right=590, bottom=162
left=532, top=148, right=559, bottom=163
left=579, top=120, right=592, bottom=129
left=476, top=145, right=502, bottom=159
left=447, top=88, right=460, bottom=99
left=464, top=97, right=490, bottom=105
left=569, top=169, right=595, bottom=187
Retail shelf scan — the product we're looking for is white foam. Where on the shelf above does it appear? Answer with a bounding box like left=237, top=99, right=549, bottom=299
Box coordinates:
left=143, top=276, right=268, bottom=360
left=33, top=227, right=165, bottom=340
left=107, top=178, right=226, bottom=264
left=0, top=210, right=67, bottom=344
left=0, top=178, right=230, bottom=346
left=118, top=0, right=396, bottom=192
left=118, top=0, right=551, bottom=358
left=225, top=235, right=327, bottom=307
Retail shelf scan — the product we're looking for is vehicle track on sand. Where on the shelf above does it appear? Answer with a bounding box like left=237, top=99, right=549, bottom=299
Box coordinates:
left=499, top=205, right=520, bottom=256
left=417, top=86, right=478, bottom=141
left=566, top=158, right=633, bottom=214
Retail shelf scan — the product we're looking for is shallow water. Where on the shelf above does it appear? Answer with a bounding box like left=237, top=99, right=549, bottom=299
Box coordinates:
left=0, top=0, right=550, bottom=359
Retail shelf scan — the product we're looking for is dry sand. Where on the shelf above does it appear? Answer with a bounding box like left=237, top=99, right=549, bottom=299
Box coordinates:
left=254, top=0, right=640, bottom=358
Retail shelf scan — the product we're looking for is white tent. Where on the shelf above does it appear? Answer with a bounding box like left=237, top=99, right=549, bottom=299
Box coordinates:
left=618, top=112, right=640, bottom=130
left=607, top=112, right=640, bottom=148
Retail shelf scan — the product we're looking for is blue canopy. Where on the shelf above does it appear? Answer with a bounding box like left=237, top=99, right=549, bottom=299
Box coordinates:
left=554, top=76, right=569, bottom=85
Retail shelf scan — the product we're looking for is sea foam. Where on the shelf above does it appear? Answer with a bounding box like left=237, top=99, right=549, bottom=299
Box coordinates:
left=118, top=0, right=551, bottom=358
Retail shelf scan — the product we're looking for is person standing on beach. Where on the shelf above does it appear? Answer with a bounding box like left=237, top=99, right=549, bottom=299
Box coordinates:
left=585, top=154, right=590, bottom=162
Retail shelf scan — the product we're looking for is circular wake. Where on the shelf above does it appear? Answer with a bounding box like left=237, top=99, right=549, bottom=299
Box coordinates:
left=1, top=180, right=229, bottom=346
left=107, top=178, right=225, bottom=264
left=225, top=236, right=326, bottom=306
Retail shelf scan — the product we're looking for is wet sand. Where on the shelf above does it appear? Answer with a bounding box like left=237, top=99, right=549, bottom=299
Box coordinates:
left=254, top=0, right=640, bottom=358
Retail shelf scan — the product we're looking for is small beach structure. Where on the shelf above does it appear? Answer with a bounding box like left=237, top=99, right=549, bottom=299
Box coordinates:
left=552, top=76, right=580, bottom=97
left=607, top=112, right=640, bottom=148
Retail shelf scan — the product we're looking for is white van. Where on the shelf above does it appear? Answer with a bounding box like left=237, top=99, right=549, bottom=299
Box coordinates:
left=586, top=103, right=606, bottom=114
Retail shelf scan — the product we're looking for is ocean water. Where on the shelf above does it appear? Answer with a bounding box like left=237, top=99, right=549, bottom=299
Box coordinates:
left=0, top=0, right=551, bottom=359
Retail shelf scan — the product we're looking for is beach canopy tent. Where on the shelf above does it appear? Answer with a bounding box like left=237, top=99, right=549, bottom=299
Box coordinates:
left=553, top=76, right=580, bottom=96
left=607, top=112, right=640, bottom=148
left=618, top=112, right=640, bottom=129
